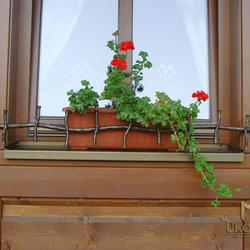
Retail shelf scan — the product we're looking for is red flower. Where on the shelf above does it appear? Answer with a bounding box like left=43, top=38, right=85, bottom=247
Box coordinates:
left=120, top=42, right=129, bottom=51
left=192, top=90, right=209, bottom=102
left=127, top=40, right=135, bottom=50
left=111, top=58, right=127, bottom=70
left=120, top=41, right=135, bottom=51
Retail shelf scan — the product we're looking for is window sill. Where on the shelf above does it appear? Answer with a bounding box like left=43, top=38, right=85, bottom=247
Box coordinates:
left=3, top=141, right=244, bottom=162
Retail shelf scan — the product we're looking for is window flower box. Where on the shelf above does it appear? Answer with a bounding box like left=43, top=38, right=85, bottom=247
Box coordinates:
left=63, top=107, right=182, bottom=151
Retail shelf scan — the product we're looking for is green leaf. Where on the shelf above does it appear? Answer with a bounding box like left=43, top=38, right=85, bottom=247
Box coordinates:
left=211, top=200, right=221, bottom=207
left=138, top=51, right=149, bottom=59
left=107, top=40, right=115, bottom=50
left=144, top=61, right=153, bottom=68
left=205, top=163, right=214, bottom=173
left=201, top=179, right=207, bottom=188
left=194, top=161, right=203, bottom=171
left=170, top=134, right=177, bottom=143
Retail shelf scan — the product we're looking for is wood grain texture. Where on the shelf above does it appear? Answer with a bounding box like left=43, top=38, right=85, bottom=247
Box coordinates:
left=2, top=221, right=242, bottom=250
left=0, top=199, right=2, bottom=250
left=243, top=199, right=250, bottom=250
left=242, top=0, right=250, bottom=154
left=218, top=0, right=231, bottom=144
left=7, top=0, right=20, bottom=143
left=229, top=0, right=242, bottom=147
left=1, top=222, right=242, bottom=250
left=2, top=205, right=241, bottom=218
left=1, top=198, right=242, bottom=207
left=0, top=166, right=245, bottom=199
left=29, top=0, right=41, bottom=122
left=0, top=0, right=10, bottom=150
left=15, top=0, right=32, bottom=124
left=208, top=0, right=218, bottom=123
left=1, top=204, right=242, bottom=250
left=12, top=0, right=33, bottom=142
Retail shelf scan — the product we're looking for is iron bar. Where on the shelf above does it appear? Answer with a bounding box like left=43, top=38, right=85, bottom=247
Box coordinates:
left=7, top=124, right=35, bottom=128
left=34, top=106, right=41, bottom=142
left=38, top=123, right=66, bottom=131
left=2, top=123, right=247, bottom=134
left=156, top=123, right=161, bottom=146
left=4, top=140, right=19, bottom=150
left=218, top=126, right=244, bottom=132
left=214, top=109, right=221, bottom=144
left=2, top=110, right=8, bottom=145
left=65, top=126, right=172, bottom=133
left=245, top=115, right=250, bottom=149
left=193, top=124, right=216, bottom=129
left=64, top=110, right=69, bottom=146
left=1, top=123, right=250, bottom=134
left=93, top=110, right=99, bottom=146
left=195, top=124, right=248, bottom=132
left=123, top=120, right=133, bottom=149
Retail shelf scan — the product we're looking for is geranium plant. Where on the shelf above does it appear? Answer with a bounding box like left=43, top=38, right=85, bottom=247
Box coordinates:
left=67, top=31, right=241, bottom=206
left=67, top=80, right=99, bottom=114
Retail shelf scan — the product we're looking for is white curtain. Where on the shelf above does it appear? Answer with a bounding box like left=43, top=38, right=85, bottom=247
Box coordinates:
left=39, top=0, right=85, bottom=85
left=176, top=0, right=208, bottom=91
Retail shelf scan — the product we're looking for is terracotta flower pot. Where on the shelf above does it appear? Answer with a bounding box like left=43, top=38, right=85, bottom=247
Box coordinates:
left=63, top=107, right=183, bottom=151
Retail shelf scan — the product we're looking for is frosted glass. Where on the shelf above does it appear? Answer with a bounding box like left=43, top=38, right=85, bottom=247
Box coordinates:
left=133, top=0, right=209, bottom=119
left=38, top=0, right=118, bottom=116
left=38, top=0, right=209, bottom=119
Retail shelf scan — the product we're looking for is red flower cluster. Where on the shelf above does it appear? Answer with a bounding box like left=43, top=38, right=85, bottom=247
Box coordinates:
left=192, top=90, right=209, bottom=102
left=120, top=41, right=135, bottom=51
left=111, top=58, right=127, bottom=70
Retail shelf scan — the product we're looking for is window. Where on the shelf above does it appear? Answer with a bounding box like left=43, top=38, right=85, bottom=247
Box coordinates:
left=37, top=0, right=210, bottom=119
left=38, top=0, right=118, bottom=116
left=133, top=0, right=209, bottom=119
left=7, top=0, right=244, bottom=147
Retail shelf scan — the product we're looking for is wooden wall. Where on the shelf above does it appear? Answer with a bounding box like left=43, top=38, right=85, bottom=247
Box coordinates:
left=0, top=200, right=243, bottom=250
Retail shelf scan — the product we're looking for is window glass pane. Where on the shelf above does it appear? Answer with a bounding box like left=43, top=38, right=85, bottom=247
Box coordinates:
left=133, top=0, right=209, bottom=119
left=38, top=0, right=118, bottom=116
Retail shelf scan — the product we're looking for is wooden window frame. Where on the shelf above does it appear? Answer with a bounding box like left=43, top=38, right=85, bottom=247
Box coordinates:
left=2, top=0, right=245, bottom=149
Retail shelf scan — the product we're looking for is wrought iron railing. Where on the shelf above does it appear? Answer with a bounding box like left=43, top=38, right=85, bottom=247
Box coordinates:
left=1, top=106, right=250, bottom=149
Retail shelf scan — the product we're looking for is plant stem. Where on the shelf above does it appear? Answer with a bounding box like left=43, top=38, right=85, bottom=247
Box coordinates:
left=165, top=115, right=182, bottom=149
